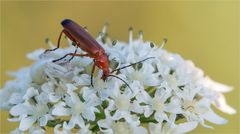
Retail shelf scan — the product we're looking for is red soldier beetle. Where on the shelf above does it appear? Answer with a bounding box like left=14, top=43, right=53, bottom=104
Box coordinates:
left=45, top=19, right=154, bottom=91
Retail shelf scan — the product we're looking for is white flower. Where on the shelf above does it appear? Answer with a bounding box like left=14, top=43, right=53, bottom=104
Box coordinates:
left=106, top=84, right=143, bottom=124
left=136, top=88, right=181, bottom=123
left=10, top=99, right=53, bottom=131
left=123, top=62, right=160, bottom=86
left=98, top=110, right=147, bottom=134
left=149, top=114, right=198, bottom=134
left=52, top=91, right=99, bottom=129
left=177, top=85, right=228, bottom=128
left=81, top=73, right=119, bottom=101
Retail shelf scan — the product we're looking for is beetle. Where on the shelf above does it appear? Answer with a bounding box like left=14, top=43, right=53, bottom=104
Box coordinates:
left=45, top=19, right=154, bottom=89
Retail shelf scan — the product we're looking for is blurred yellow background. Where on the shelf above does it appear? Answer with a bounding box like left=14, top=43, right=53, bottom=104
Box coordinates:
left=1, top=1, right=239, bottom=134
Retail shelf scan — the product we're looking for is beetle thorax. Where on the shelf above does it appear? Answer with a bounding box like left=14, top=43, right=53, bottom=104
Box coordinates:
left=95, top=50, right=110, bottom=80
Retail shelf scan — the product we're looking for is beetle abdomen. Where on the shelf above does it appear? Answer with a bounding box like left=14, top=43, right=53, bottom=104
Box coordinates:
left=61, top=19, right=103, bottom=55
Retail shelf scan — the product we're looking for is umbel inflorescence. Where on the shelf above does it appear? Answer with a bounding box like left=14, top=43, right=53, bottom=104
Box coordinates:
left=0, top=25, right=236, bottom=134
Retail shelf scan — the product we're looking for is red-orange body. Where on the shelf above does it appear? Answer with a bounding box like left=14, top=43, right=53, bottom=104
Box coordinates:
left=61, top=19, right=110, bottom=80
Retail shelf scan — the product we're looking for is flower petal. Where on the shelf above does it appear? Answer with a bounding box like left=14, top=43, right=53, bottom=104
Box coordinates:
left=82, top=108, right=96, bottom=121
left=23, top=87, right=39, bottom=100
left=19, top=116, right=36, bottom=131
left=10, top=104, right=34, bottom=116
left=214, top=94, right=236, bottom=114
left=143, top=106, right=153, bottom=117
left=49, top=93, right=61, bottom=103
left=98, top=118, right=112, bottom=129
left=67, top=115, right=85, bottom=129
left=149, top=123, right=162, bottom=134
left=52, top=103, right=70, bottom=116
left=133, top=126, right=148, bottom=134
left=112, top=110, right=122, bottom=120
left=172, top=121, right=198, bottom=134
left=9, top=93, right=24, bottom=104
left=203, top=77, right=233, bottom=93
left=154, top=112, right=168, bottom=123
left=202, top=110, right=228, bottom=125
left=39, top=116, right=47, bottom=126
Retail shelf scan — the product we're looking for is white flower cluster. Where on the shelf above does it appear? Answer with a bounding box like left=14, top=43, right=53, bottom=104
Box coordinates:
left=0, top=27, right=236, bottom=134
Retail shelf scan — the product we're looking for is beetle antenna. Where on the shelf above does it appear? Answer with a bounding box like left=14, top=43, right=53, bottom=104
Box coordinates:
left=108, top=74, right=133, bottom=92
left=111, top=57, right=155, bottom=73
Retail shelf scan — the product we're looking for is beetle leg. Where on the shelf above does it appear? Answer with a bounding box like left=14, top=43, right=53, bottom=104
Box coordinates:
left=68, top=46, right=78, bottom=61
left=91, top=60, right=96, bottom=87
left=44, top=30, right=64, bottom=53
left=52, top=53, right=89, bottom=63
